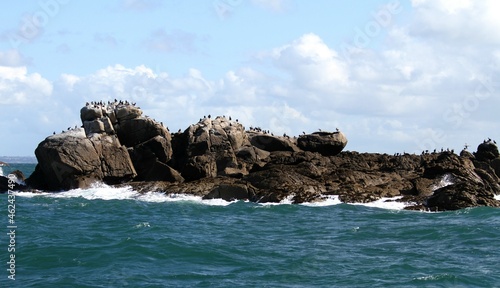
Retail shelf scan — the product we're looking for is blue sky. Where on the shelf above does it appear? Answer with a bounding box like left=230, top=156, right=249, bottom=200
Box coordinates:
left=1, top=0, right=499, bottom=156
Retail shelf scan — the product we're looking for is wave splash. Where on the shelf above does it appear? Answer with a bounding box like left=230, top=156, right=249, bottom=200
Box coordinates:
left=15, top=183, right=414, bottom=210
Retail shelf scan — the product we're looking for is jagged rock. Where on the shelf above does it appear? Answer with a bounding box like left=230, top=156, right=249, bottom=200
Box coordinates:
left=128, top=136, right=181, bottom=182
left=0, top=171, right=27, bottom=193
left=80, top=106, right=103, bottom=122
left=115, top=105, right=143, bottom=121
left=116, top=117, right=170, bottom=148
left=248, top=132, right=299, bottom=152
left=171, top=117, right=250, bottom=181
left=203, top=183, right=249, bottom=201
left=243, top=167, right=326, bottom=203
left=426, top=182, right=500, bottom=211
left=23, top=101, right=500, bottom=211
left=297, top=131, right=347, bottom=156
left=491, top=158, right=500, bottom=178
left=474, top=141, right=499, bottom=162
left=29, top=129, right=136, bottom=190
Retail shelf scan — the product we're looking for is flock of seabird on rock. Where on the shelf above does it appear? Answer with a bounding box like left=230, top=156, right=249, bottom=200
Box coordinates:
left=85, top=100, right=137, bottom=108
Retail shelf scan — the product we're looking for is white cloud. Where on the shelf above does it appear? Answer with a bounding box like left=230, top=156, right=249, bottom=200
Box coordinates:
left=3, top=0, right=500, bottom=156
left=0, top=66, right=52, bottom=105
left=270, top=33, right=349, bottom=91
left=410, top=0, right=500, bottom=45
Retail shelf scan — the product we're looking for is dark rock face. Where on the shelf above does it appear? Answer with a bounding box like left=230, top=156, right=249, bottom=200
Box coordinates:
left=297, top=131, right=348, bottom=156
left=474, top=141, right=499, bottom=162
left=170, top=117, right=250, bottom=181
left=32, top=129, right=136, bottom=190
left=21, top=101, right=500, bottom=211
left=426, top=182, right=500, bottom=211
left=27, top=102, right=175, bottom=190
left=0, top=171, right=28, bottom=192
left=248, top=132, right=299, bottom=152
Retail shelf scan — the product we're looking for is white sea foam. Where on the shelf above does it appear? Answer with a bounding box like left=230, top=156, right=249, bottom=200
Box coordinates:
left=257, top=194, right=295, bottom=206
left=432, top=173, right=454, bottom=191
left=13, top=191, right=51, bottom=198
left=47, top=184, right=139, bottom=200
left=0, top=166, right=3, bottom=177
left=301, top=195, right=342, bottom=207
left=14, top=184, right=415, bottom=210
left=136, top=192, right=237, bottom=206
left=15, top=184, right=236, bottom=206
left=351, top=196, right=412, bottom=210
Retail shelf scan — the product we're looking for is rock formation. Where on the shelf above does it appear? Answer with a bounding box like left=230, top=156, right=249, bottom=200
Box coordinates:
left=297, top=131, right=348, bottom=156
left=13, top=102, right=500, bottom=211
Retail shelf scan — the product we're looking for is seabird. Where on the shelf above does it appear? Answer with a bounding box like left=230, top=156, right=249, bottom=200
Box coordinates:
left=336, top=128, right=339, bottom=132
left=53, top=131, right=56, bottom=135
left=236, top=119, right=238, bottom=122
left=208, top=114, right=211, bottom=119
left=229, top=116, right=232, bottom=120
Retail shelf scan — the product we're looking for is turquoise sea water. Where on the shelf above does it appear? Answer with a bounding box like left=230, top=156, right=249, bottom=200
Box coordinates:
left=1, top=164, right=500, bottom=287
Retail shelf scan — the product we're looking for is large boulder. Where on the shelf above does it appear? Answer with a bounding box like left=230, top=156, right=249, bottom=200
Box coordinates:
left=28, top=101, right=179, bottom=190
left=297, top=131, right=347, bottom=156
left=248, top=132, right=299, bottom=152
left=426, top=181, right=500, bottom=211
left=30, top=129, right=136, bottom=190
left=171, top=117, right=250, bottom=181
left=474, top=141, right=499, bottom=162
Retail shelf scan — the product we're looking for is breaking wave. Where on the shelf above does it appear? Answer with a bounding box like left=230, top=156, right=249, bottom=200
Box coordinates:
left=15, top=183, right=415, bottom=210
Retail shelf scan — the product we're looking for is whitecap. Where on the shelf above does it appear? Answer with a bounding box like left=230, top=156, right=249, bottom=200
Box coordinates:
left=300, top=195, right=342, bottom=207
left=48, top=183, right=138, bottom=200
left=136, top=192, right=237, bottom=206
left=16, top=183, right=138, bottom=201
left=351, top=196, right=413, bottom=210
left=13, top=191, right=51, bottom=198
left=257, top=194, right=295, bottom=206
left=16, top=186, right=239, bottom=206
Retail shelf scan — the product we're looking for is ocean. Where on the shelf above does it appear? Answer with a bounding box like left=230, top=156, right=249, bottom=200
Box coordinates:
left=1, top=163, right=500, bottom=287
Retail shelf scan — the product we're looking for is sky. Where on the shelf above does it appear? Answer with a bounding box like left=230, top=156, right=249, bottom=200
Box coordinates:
left=1, top=0, right=499, bottom=157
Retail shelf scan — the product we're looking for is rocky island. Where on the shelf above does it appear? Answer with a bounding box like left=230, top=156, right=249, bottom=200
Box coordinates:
left=3, top=101, right=500, bottom=211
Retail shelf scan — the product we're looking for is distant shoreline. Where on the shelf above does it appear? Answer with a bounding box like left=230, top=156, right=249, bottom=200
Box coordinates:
left=0, top=156, right=37, bottom=164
